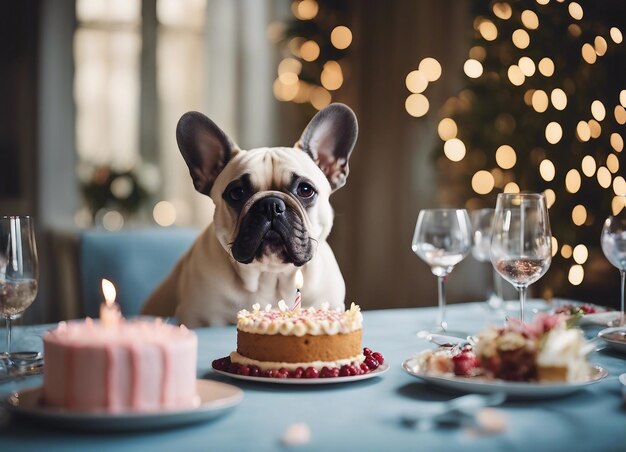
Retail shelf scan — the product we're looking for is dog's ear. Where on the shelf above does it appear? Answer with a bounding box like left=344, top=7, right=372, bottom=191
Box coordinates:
left=295, top=103, right=358, bottom=191
left=176, top=111, right=238, bottom=196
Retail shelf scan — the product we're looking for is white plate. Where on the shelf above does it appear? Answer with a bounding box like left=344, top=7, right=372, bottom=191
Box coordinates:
left=550, top=301, right=620, bottom=326
left=402, top=358, right=607, bottom=398
left=3, top=379, right=243, bottom=431
left=598, top=327, right=626, bottom=354
left=214, top=364, right=389, bottom=384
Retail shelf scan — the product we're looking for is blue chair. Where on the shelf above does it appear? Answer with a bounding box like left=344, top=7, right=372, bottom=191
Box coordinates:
left=79, top=228, right=199, bottom=317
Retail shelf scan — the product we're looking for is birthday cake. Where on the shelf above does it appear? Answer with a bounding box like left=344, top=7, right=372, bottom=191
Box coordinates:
left=43, top=319, right=199, bottom=413
left=213, top=302, right=384, bottom=378
left=416, top=313, right=591, bottom=382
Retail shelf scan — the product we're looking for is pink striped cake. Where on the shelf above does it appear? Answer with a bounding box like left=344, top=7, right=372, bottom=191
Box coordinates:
left=43, top=319, right=198, bottom=413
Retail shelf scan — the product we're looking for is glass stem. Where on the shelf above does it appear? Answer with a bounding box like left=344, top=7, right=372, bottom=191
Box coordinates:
left=619, top=270, right=626, bottom=325
left=437, top=275, right=447, bottom=331
left=518, top=286, right=527, bottom=324
left=5, top=316, right=11, bottom=359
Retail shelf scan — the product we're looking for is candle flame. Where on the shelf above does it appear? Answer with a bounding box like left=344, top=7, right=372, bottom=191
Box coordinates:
left=101, top=278, right=117, bottom=306
left=295, top=269, right=304, bottom=290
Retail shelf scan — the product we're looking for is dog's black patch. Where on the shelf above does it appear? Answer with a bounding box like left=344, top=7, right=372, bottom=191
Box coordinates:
left=222, top=173, right=254, bottom=214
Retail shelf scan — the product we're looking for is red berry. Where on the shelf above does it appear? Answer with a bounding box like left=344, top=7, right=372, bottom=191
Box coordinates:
left=261, top=369, right=274, bottom=378
left=276, top=368, right=289, bottom=378
left=365, top=357, right=379, bottom=370
left=304, top=367, right=319, bottom=378
left=339, top=365, right=351, bottom=377
left=372, top=352, right=384, bottom=365
left=360, top=363, right=370, bottom=373
left=348, top=365, right=358, bottom=376
left=238, top=365, right=250, bottom=376
left=291, top=367, right=304, bottom=378
left=227, top=363, right=240, bottom=374
left=249, top=366, right=260, bottom=377
left=452, top=351, right=480, bottom=376
left=211, top=358, right=226, bottom=370
left=363, top=347, right=373, bottom=357
left=320, top=366, right=333, bottom=378
left=329, top=367, right=340, bottom=378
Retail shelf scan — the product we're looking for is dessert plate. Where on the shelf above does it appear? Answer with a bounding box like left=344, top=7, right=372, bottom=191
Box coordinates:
left=550, top=301, right=620, bottom=326
left=3, top=379, right=243, bottom=431
left=402, top=358, right=607, bottom=398
left=214, top=363, right=389, bottom=385
left=598, top=327, right=626, bottom=354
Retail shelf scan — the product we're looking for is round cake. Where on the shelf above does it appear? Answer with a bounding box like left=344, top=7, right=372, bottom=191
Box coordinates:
left=231, top=301, right=364, bottom=371
left=43, top=319, right=198, bottom=413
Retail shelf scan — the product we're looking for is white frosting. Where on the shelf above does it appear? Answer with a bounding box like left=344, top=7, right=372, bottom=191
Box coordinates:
left=229, top=351, right=365, bottom=371
left=537, top=328, right=590, bottom=381
left=237, top=302, right=362, bottom=336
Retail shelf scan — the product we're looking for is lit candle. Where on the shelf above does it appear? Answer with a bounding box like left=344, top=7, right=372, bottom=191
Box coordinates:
left=100, top=278, right=121, bottom=326
left=293, top=270, right=303, bottom=310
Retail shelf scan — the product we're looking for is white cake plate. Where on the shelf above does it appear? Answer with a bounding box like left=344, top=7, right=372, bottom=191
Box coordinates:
left=3, top=379, right=243, bottom=431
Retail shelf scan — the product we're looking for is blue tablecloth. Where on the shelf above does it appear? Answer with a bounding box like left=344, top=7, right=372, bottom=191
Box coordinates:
left=1, top=302, right=625, bottom=452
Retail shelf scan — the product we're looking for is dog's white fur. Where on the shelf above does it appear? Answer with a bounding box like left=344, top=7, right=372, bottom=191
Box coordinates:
left=142, top=105, right=357, bottom=327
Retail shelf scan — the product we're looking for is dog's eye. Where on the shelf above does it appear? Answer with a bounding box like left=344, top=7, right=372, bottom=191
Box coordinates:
left=296, top=182, right=315, bottom=198
left=228, top=187, right=246, bottom=202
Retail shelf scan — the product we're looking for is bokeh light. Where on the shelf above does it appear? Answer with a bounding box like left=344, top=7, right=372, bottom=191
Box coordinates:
left=545, top=122, right=563, bottom=144
left=496, top=145, right=516, bottom=169
left=330, top=26, right=352, bottom=49
left=518, top=56, right=535, bottom=76
left=464, top=59, right=483, bottom=78
left=576, top=121, right=591, bottom=142
left=550, top=89, right=567, bottom=110
left=532, top=90, right=549, bottom=112
left=507, top=65, right=525, bottom=86
left=540, top=159, right=556, bottom=181
left=581, top=155, right=597, bottom=177
left=611, top=133, right=624, bottom=152
left=405, top=70, right=428, bottom=93
left=405, top=93, right=429, bottom=117
left=565, top=169, right=582, bottom=193
left=471, top=170, right=495, bottom=194
left=300, top=40, right=320, bottom=61
left=153, top=200, right=176, bottom=227
left=444, top=138, right=466, bottom=161
left=438, top=118, right=458, bottom=141
left=418, top=57, right=442, bottom=82
left=572, top=205, right=587, bottom=226
left=538, top=57, right=555, bottom=77
left=568, top=265, right=584, bottom=285
left=610, top=27, right=624, bottom=44
left=591, top=100, right=606, bottom=121
left=597, top=166, right=612, bottom=188
left=503, top=182, right=520, bottom=193
left=573, top=244, right=589, bottom=264
left=521, top=10, right=539, bottom=29
left=568, top=2, right=584, bottom=20
left=512, top=29, right=530, bottom=49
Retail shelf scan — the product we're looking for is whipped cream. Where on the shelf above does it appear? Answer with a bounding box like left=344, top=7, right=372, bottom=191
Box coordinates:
left=229, top=351, right=365, bottom=371
left=237, top=302, right=362, bottom=336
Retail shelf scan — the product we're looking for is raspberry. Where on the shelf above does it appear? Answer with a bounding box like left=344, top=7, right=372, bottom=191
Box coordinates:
left=339, top=365, right=351, bottom=377
left=348, top=365, right=358, bottom=376
left=365, top=357, right=379, bottom=370
left=452, top=350, right=481, bottom=376
left=261, top=369, right=275, bottom=378
left=320, top=366, right=333, bottom=378
left=227, top=363, right=240, bottom=374
left=211, top=358, right=227, bottom=370
left=372, top=352, right=384, bottom=365
left=363, top=347, right=373, bottom=357
left=276, top=368, right=289, bottom=378
left=360, top=363, right=370, bottom=373
left=291, top=367, right=304, bottom=378
left=238, top=365, right=250, bottom=376
left=304, top=367, right=319, bottom=378
left=329, top=367, right=340, bottom=378
left=249, top=366, right=260, bottom=377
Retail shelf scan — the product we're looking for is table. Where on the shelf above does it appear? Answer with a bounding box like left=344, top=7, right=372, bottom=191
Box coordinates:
left=1, top=302, right=625, bottom=452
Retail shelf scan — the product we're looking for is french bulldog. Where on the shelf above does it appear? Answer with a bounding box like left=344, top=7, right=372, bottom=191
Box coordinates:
left=141, top=103, right=358, bottom=327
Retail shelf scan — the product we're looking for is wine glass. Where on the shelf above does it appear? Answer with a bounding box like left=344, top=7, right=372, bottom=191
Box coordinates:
left=0, top=216, right=39, bottom=368
left=412, top=209, right=472, bottom=333
left=490, top=193, right=552, bottom=324
left=601, top=195, right=626, bottom=326
left=471, top=208, right=504, bottom=312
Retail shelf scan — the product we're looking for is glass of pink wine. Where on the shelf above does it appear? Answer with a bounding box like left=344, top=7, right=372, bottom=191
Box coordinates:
left=490, top=193, right=552, bottom=324
left=0, top=216, right=39, bottom=368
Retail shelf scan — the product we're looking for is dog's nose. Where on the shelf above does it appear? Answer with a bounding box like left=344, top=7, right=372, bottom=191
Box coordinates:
left=256, top=196, right=286, bottom=220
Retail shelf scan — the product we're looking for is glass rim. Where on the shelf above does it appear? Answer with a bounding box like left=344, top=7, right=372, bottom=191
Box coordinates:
left=418, top=208, right=468, bottom=213
left=1, top=215, right=33, bottom=220
left=496, top=192, right=545, bottom=199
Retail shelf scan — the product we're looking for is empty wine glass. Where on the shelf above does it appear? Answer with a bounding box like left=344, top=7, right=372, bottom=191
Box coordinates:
left=0, top=216, right=39, bottom=368
left=601, top=195, right=626, bottom=326
left=490, top=193, right=552, bottom=324
left=471, top=208, right=504, bottom=311
left=412, top=209, right=472, bottom=332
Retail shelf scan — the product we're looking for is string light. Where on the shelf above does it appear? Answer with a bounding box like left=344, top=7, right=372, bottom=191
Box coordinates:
left=521, top=10, right=539, bottom=29
left=469, top=46, right=487, bottom=60
left=568, top=265, right=584, bottom=285
left=300, top=40, right=320, bottom=61
left=444, top=138, right=466, bottom=161
left=471, top=170, right=495, bottom=194
left=463, top=59, right=483, bottom=78
left=437, top=118, right=458, bottom=141
left=568, top=2, right=583, bottom=20
left=551, top=237, right=559, bottom=257
left=405, top=93, right=429, bottom=117
left=594, top=36, right=608, bottom=56
left=532, top=90, right=549, bottom=112
left=576, top=121, right=591, bottom=141
left=588, top=119, right=601, bottom=138
left=507, top=65, right=525, bottom=86
left=597, top=166, right=612, bottom=188
left=153, top=201, right=176, bottom=227
left=320, top=61, right=343, bottom=90
left=330, top=25, right=352, bottom=50
left=540, top=159, right=556, bottom=181
left=518, top=57, right=535, bottom=76
left=550, top=89, right=567, bottom=110
left=581, top=155, right=596, bottom=177
left=293, top=0, right=319, bottom=20
left=405, top=70, right=428, bottom=93
left=621, top=90, right=626, bottom=108
left=496, top=145, right=516, bottom=169
left=607, top=154, right=619, bottom=173
left=591, top=100, right=606, bottom=121
left=610, top=27, right=624, bottom=44
left=512, top=29, right=530, bottom=49
left=568, top=24, right=582, bottom=38
left=572, top=205, right=587, bottom=225
left=538, top=57, right=555, bottom=76
left=615, top=105, right=626, bottom=125
left=544, top=189, right=556, bottom=208
left=545, top=122, right=563, bottom=144
left=492, top=3, right=512, bottom=20
left=561, top=244, right=573, bottom=259
left=614, top=176, right=626, bottom=196
left=610, top=133, right=624, bottom=152
left=418, top=57, right=442, bottom=82
left=581, top=43, right=597, bottom=64
left=504, top=182, right=520, bottom=193
left=565, top=169, right=581, bottom=193
left=478, top=19, right=498, bottom=41
left=310, top=86, right=331, bottom=110
left=573, top=245, right=589, bottom=264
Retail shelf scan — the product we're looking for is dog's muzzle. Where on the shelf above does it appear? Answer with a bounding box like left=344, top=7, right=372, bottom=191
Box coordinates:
left=231, top=195, right=314, bottom=266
